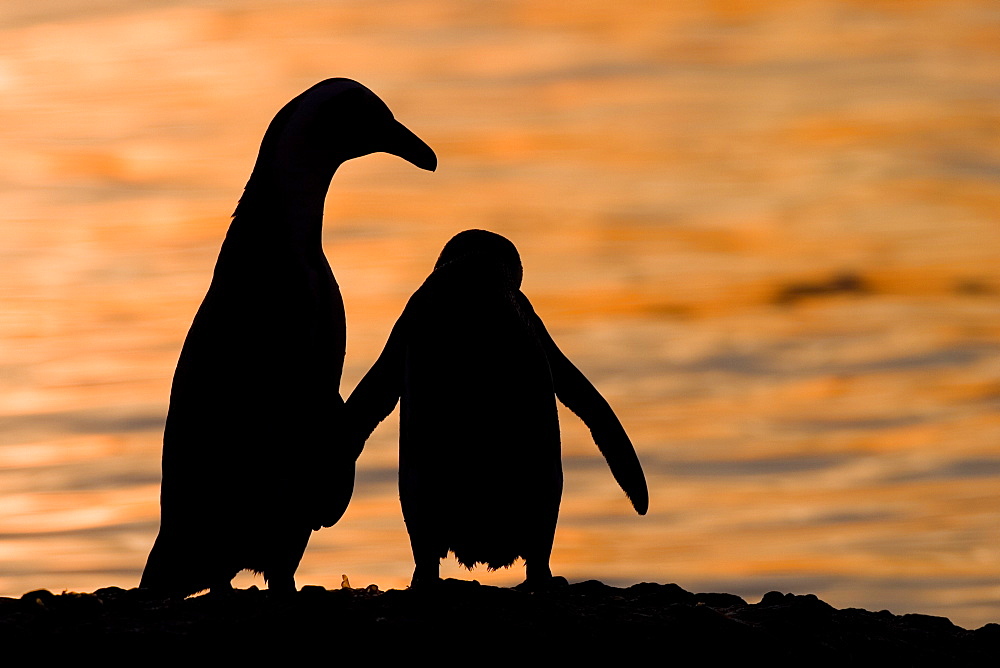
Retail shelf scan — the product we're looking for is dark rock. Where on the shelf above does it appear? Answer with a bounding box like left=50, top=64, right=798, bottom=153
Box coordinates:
left=694, top=592, right=747, bottom=609
left=626, top=581, right=695, bottom=605
left=900, top=613, right=959, bottom=632
left=570, top=579, right=617, bottom=595
left=975, top=622, right=1000, bottom=636
left=0, top=580, right=995, bottom=662
left=20, top=589, right=56, bottom=608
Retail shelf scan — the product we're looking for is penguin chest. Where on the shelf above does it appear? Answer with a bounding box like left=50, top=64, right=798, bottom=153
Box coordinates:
left=164, top=251, right=345, bottom=490
left=398, top=296, right=561, bottom=522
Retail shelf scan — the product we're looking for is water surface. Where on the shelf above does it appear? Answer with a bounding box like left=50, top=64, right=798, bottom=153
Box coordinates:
left=1, top=0, right=999, bottom=628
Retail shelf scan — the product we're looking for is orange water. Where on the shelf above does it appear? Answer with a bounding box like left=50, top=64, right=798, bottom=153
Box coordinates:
left=1, top=0, right=999, bottom=628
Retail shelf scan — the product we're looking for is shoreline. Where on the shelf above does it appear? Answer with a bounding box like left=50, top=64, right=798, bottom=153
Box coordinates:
left=4, top=580, right=997, bottom=659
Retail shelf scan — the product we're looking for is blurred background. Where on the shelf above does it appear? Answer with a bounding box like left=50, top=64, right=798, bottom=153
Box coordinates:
left=1, top=0, right=999, bottom=628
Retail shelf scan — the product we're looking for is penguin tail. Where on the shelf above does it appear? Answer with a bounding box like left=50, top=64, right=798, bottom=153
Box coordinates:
left=452, top=547, right=520, bottom=572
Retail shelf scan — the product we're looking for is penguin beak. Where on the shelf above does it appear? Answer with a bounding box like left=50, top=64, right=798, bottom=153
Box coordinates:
left=382, top=119, right=437, bottom=172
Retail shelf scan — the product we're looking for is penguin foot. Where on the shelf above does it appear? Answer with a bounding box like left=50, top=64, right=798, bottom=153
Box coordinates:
left=265, top=574, right=297, bottom=595
left=409, top=562, right=442, bottom=589
left=408, top=575, right=442, bottom=589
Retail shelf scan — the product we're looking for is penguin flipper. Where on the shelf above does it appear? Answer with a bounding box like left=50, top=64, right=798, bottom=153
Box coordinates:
left=344, top=309, right=408, bottom=458
left=518, top=293, right=649, bottom=515
left=310, top=455, right=356, bottom=529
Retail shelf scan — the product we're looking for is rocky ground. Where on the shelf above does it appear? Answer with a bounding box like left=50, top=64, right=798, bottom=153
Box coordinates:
left=2, top=580, right=997, bottom=662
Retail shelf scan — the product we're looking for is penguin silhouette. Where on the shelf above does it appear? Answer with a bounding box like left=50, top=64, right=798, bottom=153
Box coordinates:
left=140, top=79, right=436, bottom=596
left=346, top=229, right=647, bottom=588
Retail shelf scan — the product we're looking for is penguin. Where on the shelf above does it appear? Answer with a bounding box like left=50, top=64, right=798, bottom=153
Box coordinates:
left=345, top=229, right=647, bottom=588
left=140, top=79, right=437, bottom=596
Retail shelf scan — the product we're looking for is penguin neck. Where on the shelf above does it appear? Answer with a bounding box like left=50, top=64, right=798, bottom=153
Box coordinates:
left=231, top=160, right=342, bottom=248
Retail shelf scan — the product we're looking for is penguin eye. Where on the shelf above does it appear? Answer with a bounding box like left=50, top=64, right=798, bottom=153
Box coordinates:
left=307, top=90, right=394, bottom=157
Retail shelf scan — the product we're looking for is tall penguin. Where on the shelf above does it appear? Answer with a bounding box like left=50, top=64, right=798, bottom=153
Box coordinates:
left=346, top=230, right=647, bottom=588
left=140, top=79, right=436, bottom=596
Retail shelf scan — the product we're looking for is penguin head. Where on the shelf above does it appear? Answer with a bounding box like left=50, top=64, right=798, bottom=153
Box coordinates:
left=250, top=78, right=437, bottom=185
left=434, top=229, right=523, bottom=289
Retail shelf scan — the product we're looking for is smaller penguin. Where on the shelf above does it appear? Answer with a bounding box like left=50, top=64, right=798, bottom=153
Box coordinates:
left=346, top=229, right=647, bottom=588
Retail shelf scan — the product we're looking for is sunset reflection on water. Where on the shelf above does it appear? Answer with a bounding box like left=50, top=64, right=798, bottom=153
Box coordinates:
left=1, top=1, right=999, bottom=628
